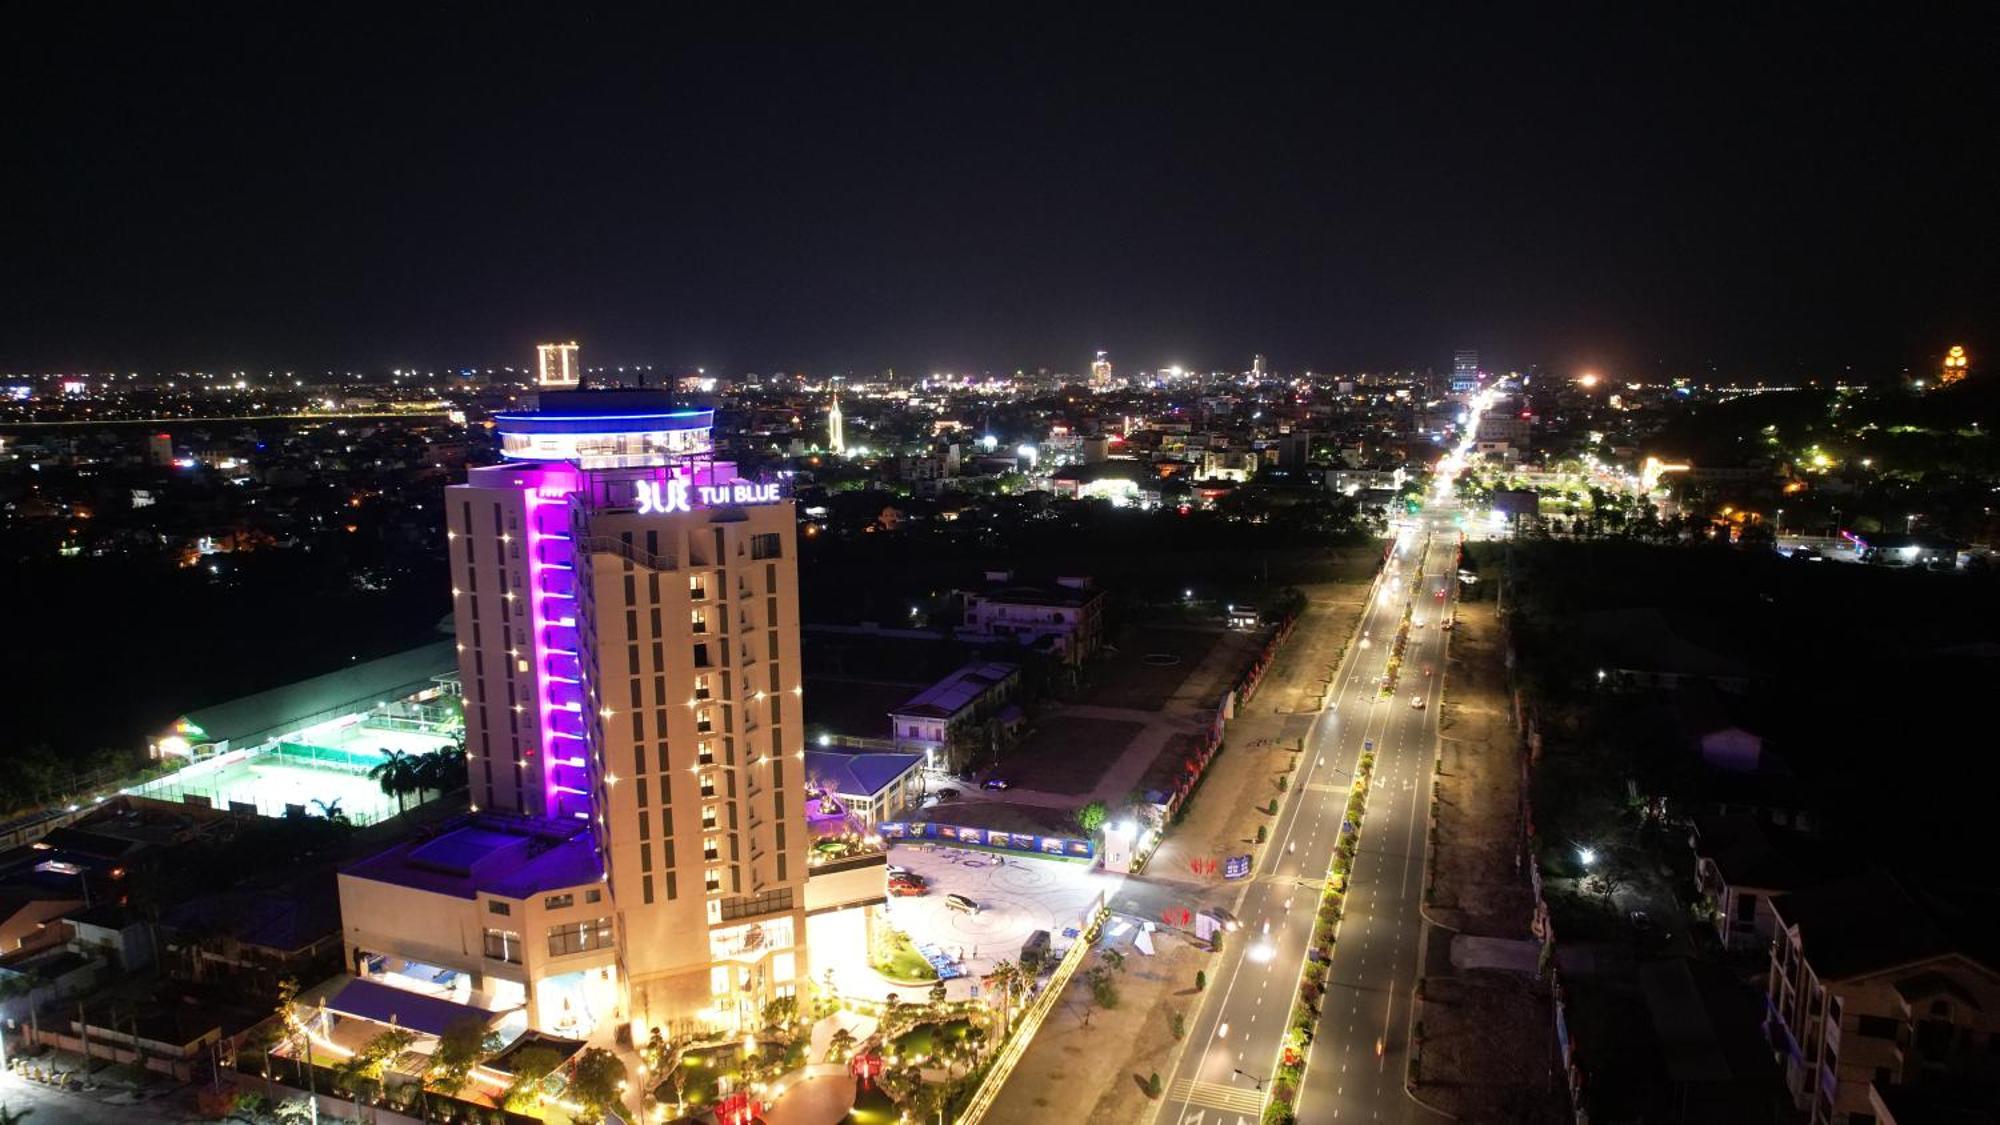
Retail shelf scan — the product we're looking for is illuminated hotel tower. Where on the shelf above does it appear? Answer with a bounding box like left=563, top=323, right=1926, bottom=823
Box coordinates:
left=1090, top=349, right=1113, bottom=389
left=446, top=360, right=807, bottom=1034
left=827, top=392, right=845, bottom=455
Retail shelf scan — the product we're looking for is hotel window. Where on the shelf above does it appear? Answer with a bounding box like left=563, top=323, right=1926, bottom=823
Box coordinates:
left=482, top=928, right=523, bottom=964
left=696, top=708, right=713, bottom=734
left=700, top=775, right=716, bottom=798
left=546, top=917, right=614, bottom=957
left=705, top=868, right=722, bottom=894
left=544, top=893, right=574, bottom=911
left=702, top=805, right=718, bottom=830
left=689, top=574, right=708, bottom=600
left=691, top=609, right=709, bottom=635
left=704, top=837, right=720, bottom=862
left=694, top=674, right=712, bottom=701
left=697, top=740, right=715, bottom=766
left=585, top=888, right=602, bottom=904
left=487, top=900, right=511, bottom=916
left=693, top=643, right=711, bottom=668
left=751, top=532, right=781, bottom=559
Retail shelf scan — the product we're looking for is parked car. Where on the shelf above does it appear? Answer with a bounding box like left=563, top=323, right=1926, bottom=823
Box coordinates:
left=1203, top=907, right=1241, bottom=932
left=1019, top=929, right=1052, bottom=966
left=945, top=893, right=980, bottom=914
left=935, top=788, right=961, bottom=802
left=888, top=879, right=925, bottom=897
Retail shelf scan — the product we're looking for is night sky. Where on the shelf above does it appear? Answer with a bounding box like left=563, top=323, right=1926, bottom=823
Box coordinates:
left=4, top=5, right=1993, bottom=378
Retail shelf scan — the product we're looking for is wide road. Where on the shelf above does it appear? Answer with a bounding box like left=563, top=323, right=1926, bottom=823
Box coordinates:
left=1155, top=519, right=1457, bottom=1125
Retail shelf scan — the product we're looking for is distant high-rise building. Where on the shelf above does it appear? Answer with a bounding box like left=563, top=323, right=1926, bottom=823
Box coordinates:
left=1090, top=350, right=1114, bottom=390
left=1940, top=344, right=1969, bottom=387
left=827, top=393, right=845, bottom=454
left=1451, top=349, right=1480, bottom=395
left=1252, top=354, right=1267, bottom=378
left=537, top=342, right=581, bottom=388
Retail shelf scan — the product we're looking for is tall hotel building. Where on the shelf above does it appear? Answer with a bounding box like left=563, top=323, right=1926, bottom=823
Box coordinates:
left=340, top=350, right=806, bottom=1041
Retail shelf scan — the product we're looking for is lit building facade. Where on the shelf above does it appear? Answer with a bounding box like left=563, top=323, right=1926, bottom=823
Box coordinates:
left=392, top=378, right=807, bottom=1040
left=1450, top=349, right=1480, bottom=395
left=1090, top=349, right=1113, bottom=390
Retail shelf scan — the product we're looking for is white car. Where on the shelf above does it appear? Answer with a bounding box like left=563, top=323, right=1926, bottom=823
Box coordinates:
left=1410, top=695, right=1427, bottom=710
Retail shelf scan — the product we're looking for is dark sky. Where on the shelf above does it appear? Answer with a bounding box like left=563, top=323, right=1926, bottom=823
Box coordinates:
left=4, top=5, right=1994, bottom=378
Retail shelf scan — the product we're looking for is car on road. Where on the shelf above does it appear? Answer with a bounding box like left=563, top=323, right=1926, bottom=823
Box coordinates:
left=935, top=788, right=961, bottom=802
left=888, top=879, right=926, bottom=897
left=982, top=778, right=1011, bottom=790
left=945, top=893, right=980, bottom=914
left=1411, top=617, right=1425, bottom=628
left=1630, top=910, right=1670, bottom=945
left=1410, top=695, right=1427, bottom=709
left=1436, top=587, right=1446, bottom=599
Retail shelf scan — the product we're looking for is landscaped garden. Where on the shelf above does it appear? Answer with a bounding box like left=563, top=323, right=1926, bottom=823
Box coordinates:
left=869, top=926, right=938, bottom=983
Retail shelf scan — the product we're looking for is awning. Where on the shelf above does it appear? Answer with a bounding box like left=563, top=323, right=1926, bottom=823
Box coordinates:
left=322, top=976, right=498, bottom=1038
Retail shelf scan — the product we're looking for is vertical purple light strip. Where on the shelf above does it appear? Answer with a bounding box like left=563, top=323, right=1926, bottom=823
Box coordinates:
left=523, top=464, right=582, bottom=820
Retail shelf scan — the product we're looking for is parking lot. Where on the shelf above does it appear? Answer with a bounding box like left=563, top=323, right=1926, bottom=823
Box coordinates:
left=883, top=842, right=1113, bottom=982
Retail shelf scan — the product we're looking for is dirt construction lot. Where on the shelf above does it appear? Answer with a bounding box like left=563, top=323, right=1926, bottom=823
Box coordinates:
left=1419, top=594, right=1566, bottom=1122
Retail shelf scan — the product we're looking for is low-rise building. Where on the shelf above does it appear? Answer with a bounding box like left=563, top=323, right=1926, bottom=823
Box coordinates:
left=1689, top=815, right=1840, bottom=952
left=959, top=573, right=1106, bottom=667
left=803, top=749, right=926, bottom=831
left=888, top=661, right=1021, bottom=773
left=336, top=815, right=617, bottom=1040
left=1763, top=870, right=2000, bottom=1124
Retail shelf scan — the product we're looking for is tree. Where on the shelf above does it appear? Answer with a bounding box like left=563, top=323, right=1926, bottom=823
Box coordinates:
left=568, top=1047, right=628, bottom=1123
left=1074, top=800, right=1108, bottom=836
left=984, top=960, right=1023, bottom=1032
left=367, top=750, right=417, bottom=816
left=928, top=977, right=949, bottom=1009
left=427, top=1016, right=500, bottom=1095
left=761, top=994, right=798, bottom=1032
left=826, top=1027, right=856, bottom=1062
left=502, top=1045, right=564, bottom=1113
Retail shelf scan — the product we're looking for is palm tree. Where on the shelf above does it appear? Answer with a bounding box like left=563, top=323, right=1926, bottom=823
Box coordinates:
left=310, top=798, right=348, bottom=825
left=367, top=750, right=416, bottom=816
left=983, top=960, right=1022, bottom=1035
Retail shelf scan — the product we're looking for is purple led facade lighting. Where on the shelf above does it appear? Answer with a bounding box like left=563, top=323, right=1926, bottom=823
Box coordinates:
left=519, top=463, right=586, bottom=820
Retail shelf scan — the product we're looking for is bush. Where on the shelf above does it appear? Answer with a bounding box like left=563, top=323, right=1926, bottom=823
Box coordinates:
left=1276, top=775, right=1289, bottom=792
left=1266, top=798, right=1280, bottom=815
left=1146, top=1072, right=1163, bottom=1098
left=1169, top=1010, right=1186, bottom=1039
left=1256, top=825, right=1269, bottom=843
left=1262, top=1099, right=1296, bottom=1125
left=1195, top=970, right=1207, bottom=992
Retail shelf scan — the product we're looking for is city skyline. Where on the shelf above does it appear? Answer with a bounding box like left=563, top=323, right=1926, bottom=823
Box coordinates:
left=4, top=7, right=1992, bottom=377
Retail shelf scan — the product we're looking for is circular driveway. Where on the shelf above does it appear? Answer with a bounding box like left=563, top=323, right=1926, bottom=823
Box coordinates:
left=883, top=844, right=1106, bottom=976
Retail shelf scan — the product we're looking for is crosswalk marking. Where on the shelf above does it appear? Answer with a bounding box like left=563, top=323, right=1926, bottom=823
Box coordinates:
left=1168, top=1077, right=1267, bottom=1114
